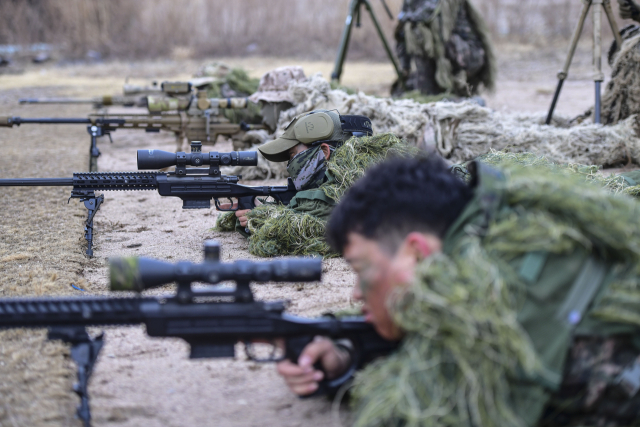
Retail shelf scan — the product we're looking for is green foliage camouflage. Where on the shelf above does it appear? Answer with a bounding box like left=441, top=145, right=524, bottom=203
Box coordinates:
left=215, top=210, right=238, bottom=232
left=475, top=150, right=640, bottom=198
left=350, top=154, right=640, bottom=427
left=215, top=133, right=418, bottom=257
left=206, top=68, right=262, bottom=124
left=352, top=238, right=537, bottom=427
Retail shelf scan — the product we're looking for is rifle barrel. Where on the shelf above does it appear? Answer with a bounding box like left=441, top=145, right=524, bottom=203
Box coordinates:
left=0, top=178, right=74, bottom=186
left=19, top=98, right=98, bottom=104
left=17, top=118, right=92, bottom=124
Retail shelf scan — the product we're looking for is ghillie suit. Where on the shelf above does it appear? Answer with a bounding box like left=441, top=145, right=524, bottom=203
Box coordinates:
left=350, top=160, right=640, bottom=426
left=273, top=74, right=640, bottom=164
left=394, top=0, right=496, bottom=97
left=575, top=24, right=640, bottom=125
left=456, top=150, right=640, bottom=198
left=216, top=134, right=417, bottom=257
left=196, top=62, right=261, bottom=126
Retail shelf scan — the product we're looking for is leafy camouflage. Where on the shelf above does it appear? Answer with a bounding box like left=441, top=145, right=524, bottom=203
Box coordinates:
left=351, top=157, right=640, bottom=427
left=216, top=134, right=416, bottom=257
left=395, top=0, right=496, bottom=96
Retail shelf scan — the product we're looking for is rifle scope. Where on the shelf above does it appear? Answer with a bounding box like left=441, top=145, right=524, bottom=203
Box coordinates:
left=137, top=149, right=257, bottom=170
left=109, top=257, right=322, bottom=292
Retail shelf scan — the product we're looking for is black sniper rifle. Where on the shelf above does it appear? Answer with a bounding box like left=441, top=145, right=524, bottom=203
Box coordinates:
left=0, top=142, right=297, bottom=257
left=1, top=93, right=263, bottom=172
left=0, top=241, right=397, bottom=427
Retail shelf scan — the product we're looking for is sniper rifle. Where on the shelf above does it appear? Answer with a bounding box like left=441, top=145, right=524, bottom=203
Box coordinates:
left=0, top=242, right=397, bottom=426
left=19, top=81, right=249, bottom=114
left=0, top=143, right=297, bottom=257
left=0, top=100, right=264, bottom=171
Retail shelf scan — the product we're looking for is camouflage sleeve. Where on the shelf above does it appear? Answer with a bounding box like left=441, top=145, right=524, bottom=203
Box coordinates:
left=289, top=197, right=335, bottom=221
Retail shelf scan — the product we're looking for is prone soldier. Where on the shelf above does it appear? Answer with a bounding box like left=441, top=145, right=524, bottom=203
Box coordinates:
left=278, top=155, right=640, bottom=426
left=217, top=109, right=373, bottom=234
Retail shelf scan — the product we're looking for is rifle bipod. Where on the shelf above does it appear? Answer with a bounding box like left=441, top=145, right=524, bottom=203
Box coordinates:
left=69, top=190, right=104, bottom=257
left=47, top=327, right=104, bottom=427
left=86, top=125, right=113, bottom=172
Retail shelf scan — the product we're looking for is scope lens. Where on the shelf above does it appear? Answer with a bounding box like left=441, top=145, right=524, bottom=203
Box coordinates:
left=137, top=149, right=177, bottom=170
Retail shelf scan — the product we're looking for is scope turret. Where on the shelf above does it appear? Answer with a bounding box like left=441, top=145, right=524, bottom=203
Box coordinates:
left=137, top=149, right=257, bottom=170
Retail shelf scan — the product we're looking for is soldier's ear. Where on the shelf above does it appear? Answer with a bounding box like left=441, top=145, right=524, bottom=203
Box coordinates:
left=320, top=143, right=331, bottom=160
left=403, top=232, right=442, bottom=261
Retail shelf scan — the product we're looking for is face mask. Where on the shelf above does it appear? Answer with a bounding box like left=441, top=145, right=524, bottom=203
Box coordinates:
left=287, top=145, right=328, bottom=191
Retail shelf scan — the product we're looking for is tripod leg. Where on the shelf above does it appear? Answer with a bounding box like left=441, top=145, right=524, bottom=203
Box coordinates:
left=593, top=0, right=604, bottom=124
left=546, top=0, right=592, bottom=124
left=363, top=0, right=405, bottom=88
left=331, top=0, right=359, bottom=81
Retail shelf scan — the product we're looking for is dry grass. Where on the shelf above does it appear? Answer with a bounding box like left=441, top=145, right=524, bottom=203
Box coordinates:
left=0, top=88, right=95, bottom=426
left=0, top=0, right=628, bottom=61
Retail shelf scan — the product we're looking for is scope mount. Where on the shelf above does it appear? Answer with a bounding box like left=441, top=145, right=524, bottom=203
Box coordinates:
left=174, top=141, right=231, bottom=178
left=141, top=241, right=279, bottom=305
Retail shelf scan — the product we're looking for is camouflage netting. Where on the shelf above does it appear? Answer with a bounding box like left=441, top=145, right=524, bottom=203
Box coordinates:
left=271, top=74, right=640, bottom=167
left=473, top=151, right=640, bottom=198
left=350, top=157, right=640, bottom=427
left=216, top=134, right=417, bottom=257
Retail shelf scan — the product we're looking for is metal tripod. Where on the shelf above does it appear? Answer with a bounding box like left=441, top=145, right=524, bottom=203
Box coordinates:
left=546, top=0, right=623, bottom=125
left=331, top=0, right=405, bottom=86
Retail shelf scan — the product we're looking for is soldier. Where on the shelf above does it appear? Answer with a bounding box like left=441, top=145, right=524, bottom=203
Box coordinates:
left=394, top=0, right=496, bottom=97
left=277, top=155, right=640, bottom=426
left=216, top=109, right=373, bottom=234
left=248, top=66, right=307, bottom=133
left=236, top=66, right=307, bottom=150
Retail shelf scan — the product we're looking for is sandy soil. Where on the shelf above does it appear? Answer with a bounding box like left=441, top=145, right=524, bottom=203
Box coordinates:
left=0, top=48, right=618, bottom=426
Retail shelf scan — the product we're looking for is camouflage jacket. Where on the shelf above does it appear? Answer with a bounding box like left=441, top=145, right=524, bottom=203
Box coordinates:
left=443, top=163, right=640, bottom=426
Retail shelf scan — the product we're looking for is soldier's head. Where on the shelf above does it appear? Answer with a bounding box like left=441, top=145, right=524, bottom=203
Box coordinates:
left=326, top=156, right=473, bottom=339
left=258, top=110, right=373, bottom=191
left=248, top=66, right=306, bottom=132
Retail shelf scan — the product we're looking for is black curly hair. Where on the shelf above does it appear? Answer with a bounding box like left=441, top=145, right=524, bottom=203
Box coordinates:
left=326, top=155, right=473, bottom=255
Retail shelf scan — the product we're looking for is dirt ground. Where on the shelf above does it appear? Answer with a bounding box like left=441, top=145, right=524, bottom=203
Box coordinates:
left=0, top=47, right=618, bottom=426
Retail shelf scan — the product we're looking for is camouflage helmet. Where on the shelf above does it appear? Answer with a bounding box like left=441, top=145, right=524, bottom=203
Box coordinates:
left=248, top=66, right=306, bottom=104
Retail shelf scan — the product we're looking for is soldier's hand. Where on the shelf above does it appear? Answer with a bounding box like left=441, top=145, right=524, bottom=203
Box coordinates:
left=276, top=336, right=351, bottom=396
left=236, top=209, right=250, bottom=227
left=215, top=202, right=251, bottom=227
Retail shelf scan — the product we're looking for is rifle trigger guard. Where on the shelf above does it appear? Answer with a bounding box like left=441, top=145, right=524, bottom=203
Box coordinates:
left=244, top=340, right=283, bottom=363
left=214, top=198, right=238, bottom=212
